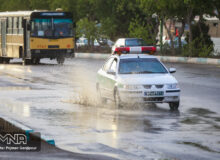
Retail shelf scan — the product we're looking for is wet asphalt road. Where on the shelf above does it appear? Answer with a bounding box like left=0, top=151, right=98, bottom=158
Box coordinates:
left=0, top=57, right=220, bottom=160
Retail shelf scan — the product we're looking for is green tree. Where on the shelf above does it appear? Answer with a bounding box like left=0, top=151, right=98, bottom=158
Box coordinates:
left=128, top=16, right=158, bottom=45
left=76, top=17, right=97, bottom=46
left=213, top=0, right=220, bottom=19
left=0, top=0, right=30, bottom=11
left=29, top=0, right=50, bottom=10
left=48, top=0, right=79, bottom=21
left=184, top=21, right=214, bottom=57
left=140, top=0, right=178, bottom=54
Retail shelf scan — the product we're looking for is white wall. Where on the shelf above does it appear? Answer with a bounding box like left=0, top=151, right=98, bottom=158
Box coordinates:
left=211, top=37, right=220, bottom=56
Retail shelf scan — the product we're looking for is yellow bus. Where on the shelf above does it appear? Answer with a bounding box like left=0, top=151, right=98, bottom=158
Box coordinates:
left=0, top=11, right=75, bottom=65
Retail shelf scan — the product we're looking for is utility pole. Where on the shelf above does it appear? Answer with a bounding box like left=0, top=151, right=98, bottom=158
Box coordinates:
left=160, top=19, right=163, bottom=54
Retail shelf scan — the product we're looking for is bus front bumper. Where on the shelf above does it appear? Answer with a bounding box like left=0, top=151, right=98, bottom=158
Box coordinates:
left=31, top=49, right=75, bottom=58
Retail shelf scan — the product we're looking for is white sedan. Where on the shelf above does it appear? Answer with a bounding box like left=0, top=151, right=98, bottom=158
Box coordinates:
left=96, top=54, right=180, bottom=110
left=111, top=38, right=156, bottom=54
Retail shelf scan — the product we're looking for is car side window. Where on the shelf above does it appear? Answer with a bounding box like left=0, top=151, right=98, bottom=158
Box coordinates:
left=110, top=59, right=117, bottom=72
left=103, top=58, right=114, bottom=72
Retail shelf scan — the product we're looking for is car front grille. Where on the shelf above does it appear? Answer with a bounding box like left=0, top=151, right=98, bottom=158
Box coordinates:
left=143, top=85, right=164, bottom=89
left=155, top=85, right=164, bottom=89
left=143, top=85, right=152, bottom=89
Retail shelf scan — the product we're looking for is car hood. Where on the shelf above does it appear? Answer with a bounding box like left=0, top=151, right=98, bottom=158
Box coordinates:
left=117, top=74, right=178, bottom=85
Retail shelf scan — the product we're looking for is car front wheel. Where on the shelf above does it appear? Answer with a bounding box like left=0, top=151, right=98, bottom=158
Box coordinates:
left=97, top=85, right=107, bottom=105
left=169, top=101, right=179, bottom=110
left=114, top=90, right=123, bottom=109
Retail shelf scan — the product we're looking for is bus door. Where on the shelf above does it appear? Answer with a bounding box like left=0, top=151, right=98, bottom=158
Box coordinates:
left=22, top=19, right=31, bottom=60
left=1, top=19, right=7, bottom=57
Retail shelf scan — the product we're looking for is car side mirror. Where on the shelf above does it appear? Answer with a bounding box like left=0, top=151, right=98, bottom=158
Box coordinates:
left=169, top=68, right=176, bottom=73
left=107, top=69, right=116, bottom=75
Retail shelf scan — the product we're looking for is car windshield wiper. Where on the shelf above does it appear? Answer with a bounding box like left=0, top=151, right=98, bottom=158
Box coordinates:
left=138, top=71, right=154, bottom=74
left=120, top=72, right=140, bottom=74
left=120, top=71, right=154, bottom=74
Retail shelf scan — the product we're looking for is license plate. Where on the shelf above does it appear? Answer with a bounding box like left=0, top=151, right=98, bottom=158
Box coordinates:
left=144, top=91, right=164, bottom=96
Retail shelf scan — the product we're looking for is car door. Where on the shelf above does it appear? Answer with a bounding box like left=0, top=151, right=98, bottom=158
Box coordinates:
left=98, top=57, right=114, bottom=97
left=104, top=59, right=118, bottom=99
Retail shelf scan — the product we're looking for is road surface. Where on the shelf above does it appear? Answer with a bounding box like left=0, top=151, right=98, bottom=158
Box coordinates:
left=0, top=57, right=219, bottom=160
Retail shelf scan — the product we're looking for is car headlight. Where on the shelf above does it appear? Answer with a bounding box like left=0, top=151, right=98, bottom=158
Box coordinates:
left=166, top=83, right=179, bottom=89
left=123, top=85, right=142, bottom=90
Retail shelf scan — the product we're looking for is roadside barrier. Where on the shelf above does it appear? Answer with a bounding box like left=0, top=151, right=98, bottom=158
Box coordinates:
left=75, top=53, right=220, bottom=65
left=0, top=116, right=55, bottom=145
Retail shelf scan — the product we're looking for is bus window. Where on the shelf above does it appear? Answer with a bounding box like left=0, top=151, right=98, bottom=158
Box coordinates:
left=54, top=19, right=73, bottom=37
left=7, top=17, right=13, bottom=34
left=13, top=17, right=18, bottom=34
left=31, top=18, right=73, bottom=37
left=31, top=19, right=52, bottom=37
left=18, top=17, right=23, bottom=34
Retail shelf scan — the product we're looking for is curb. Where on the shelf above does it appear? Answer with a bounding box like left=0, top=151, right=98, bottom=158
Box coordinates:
left=75, top=53, right=220, bottom=65
left=76, top=53, right=109, bottom=59
left=0, top=116, right=55, bottom=145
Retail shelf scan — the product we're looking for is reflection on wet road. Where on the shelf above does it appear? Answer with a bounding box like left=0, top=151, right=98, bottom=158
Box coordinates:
left=0, top=58, right=220, bottom=160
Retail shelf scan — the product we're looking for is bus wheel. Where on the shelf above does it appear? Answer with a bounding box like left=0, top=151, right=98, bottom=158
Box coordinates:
left=31, top=58, right=40, bottom=65
left=24, top=59, right=32, bottom=65
left=3, top=58, right=10, bottom=64
left=57, top=57, right=65, bottom=64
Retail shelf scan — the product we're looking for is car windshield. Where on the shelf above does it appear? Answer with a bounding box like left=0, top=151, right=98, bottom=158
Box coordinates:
left=125, top=39, right=147, bottom=46
left=31, top=18, right=73, bottom=37
left=119, top=58, right=168, bottom=74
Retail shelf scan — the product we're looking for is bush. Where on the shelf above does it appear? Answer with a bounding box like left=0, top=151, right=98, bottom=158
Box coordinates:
left=184, top=21, right=214, bottom=57
left=182, top=37, right=213, bottom=57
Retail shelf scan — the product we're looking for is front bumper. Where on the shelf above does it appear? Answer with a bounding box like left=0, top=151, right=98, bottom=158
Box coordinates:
left=31, top=49, right=75, bottom=58
left=119, top=89, right=180, bottom=103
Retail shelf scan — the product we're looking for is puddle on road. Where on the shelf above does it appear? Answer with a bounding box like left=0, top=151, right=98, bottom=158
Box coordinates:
left=63, top=88, right=98, bottom=107
left=0, top=86, right=31, bottom=91
left=181, top=115, right=220, bottom=131
left=0, top=99, right=31, bottom=118
left=183, top=107, right=220, bottom=127
left=63, top=67, right=99, bottom=107
left=31, top=76, right=64, bottom=85
left=178, top=141, right=220, bottom=153
left=71, top=91, right=98, bottom=107
left=188, top=108, right=216, bottom=116
left=180, top=116, right=201, bottom=125
left=214, top=117, right=220, bottom=122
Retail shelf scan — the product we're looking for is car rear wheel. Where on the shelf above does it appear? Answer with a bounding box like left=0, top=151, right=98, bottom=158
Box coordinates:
left=169, top=101, right=179, bottom=110
left=114, top=90, right=123, bottom=109
left=97, top=85, right=107, bottom=105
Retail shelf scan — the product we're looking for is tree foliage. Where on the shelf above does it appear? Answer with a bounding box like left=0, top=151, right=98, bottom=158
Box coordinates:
left=76, top=17, right=97, bottom=46
left=0, top=0, right=218, bottom=56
